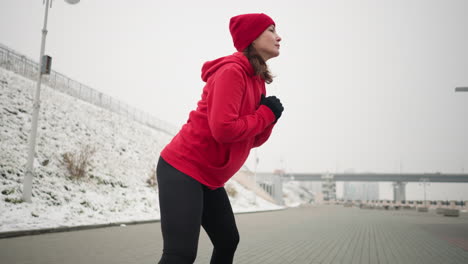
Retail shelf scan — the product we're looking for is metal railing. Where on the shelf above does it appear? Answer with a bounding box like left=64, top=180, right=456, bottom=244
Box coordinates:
left=0, top=43, right=177, bottom=136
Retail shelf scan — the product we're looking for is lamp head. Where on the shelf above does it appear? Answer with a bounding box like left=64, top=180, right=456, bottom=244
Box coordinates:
left=65, top=0, right=80, bottom=4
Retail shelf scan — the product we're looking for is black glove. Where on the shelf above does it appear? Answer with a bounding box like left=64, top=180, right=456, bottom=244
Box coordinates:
left=260, top=94, right=284, bottom=122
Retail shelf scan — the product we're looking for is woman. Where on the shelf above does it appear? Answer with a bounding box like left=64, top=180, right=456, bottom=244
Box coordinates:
left=157, top=13, right=284, bottom=264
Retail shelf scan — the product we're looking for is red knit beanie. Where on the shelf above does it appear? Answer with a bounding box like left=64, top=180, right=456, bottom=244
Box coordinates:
left=229, top=13, right=275, bottom=52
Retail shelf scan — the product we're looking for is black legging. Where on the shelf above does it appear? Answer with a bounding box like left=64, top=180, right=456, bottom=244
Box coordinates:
left=157, top=157, right=240, bottom=264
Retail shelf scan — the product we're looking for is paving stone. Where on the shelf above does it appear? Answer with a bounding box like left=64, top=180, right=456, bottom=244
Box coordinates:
left=0, top=205, right=467, bottom=263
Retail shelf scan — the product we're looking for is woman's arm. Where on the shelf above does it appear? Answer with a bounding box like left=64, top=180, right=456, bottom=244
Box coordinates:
left=252, top=123, right=275, bottom=148
left=207, top=66, right=276, bottom=143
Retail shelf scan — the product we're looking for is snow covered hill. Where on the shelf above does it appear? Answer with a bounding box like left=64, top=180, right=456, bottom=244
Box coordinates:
left=1, top=67, right=175, bottom=231
left=1, top=68, right=306, bottom=233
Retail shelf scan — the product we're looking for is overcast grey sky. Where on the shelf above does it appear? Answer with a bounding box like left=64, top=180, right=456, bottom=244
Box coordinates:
left=1, top=0, right=467, bottom=176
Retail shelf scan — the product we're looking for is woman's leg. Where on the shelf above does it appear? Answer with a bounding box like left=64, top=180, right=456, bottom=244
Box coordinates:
left=201, top=187, right=240, bottom=264
left=157, top=157, right=204, bottom=264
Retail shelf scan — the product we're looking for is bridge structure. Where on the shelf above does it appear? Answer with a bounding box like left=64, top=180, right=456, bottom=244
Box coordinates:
left=256, top=172, right=468, bottom=203
left=279, top=172, right=468, bottom=183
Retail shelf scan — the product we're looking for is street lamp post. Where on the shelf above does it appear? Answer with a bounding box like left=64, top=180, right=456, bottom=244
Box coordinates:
left=23, top=0, right=79, bottom=203
left=419, top=178, right=430, bottom=208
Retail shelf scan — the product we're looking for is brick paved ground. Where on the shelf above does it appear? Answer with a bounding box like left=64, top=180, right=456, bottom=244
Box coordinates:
left=1, top=205, right=467, bottom=264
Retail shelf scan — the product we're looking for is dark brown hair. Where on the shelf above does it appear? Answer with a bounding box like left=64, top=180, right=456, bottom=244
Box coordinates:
left=243, top=44, right=273, bottom=84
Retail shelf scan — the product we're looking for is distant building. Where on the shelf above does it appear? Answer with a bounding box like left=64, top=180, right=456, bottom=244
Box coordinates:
left=343, top=182, right=379, bottom=201
left=322, top=175, right=336, bottom=201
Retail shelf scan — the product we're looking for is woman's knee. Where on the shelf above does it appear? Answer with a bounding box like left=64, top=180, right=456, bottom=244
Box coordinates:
left=217, top=230, right=240, bottom=250
left=232, top=231, right=240, bottom=248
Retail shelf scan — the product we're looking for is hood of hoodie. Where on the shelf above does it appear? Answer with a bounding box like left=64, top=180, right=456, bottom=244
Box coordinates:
left=201, top=52, right=255, bottom=82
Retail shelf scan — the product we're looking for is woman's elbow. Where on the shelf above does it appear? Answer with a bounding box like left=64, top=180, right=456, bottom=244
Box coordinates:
left=210, top=123, right=238, bottom=143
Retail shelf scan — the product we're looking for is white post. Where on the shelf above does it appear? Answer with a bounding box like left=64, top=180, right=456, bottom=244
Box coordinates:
left=423, top=183, right=426, bottom=206
left=23, top=0, right=51, bottom=203
left=253, top=149, right=258, bottom=204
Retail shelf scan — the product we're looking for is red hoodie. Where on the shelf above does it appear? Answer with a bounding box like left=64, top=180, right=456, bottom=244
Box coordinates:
left=160, top=52, right=276, bottom=189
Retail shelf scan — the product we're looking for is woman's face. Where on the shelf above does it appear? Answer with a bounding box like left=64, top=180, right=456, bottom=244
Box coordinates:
left=252, top=25, right=282, bottom=61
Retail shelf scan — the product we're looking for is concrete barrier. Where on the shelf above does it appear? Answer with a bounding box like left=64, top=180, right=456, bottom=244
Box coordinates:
left=443, top=209, right=460, bottom=217
left=436, top=207, right=446, bottom=214
left=417, top=207, right=428, bottom=212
